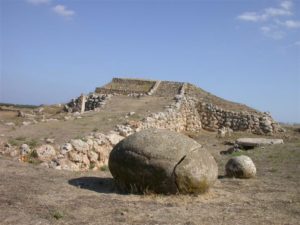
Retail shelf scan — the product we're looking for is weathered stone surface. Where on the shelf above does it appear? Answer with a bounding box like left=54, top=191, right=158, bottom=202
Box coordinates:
left=106, top=132, right=124, bottom=145
left=115, top=125, right=134, bottom=137
left=45, top=138, right=55, bottom=144
left=20, top=144, right=30, bottom=156
left=109, top=129, right=218, bottom=194
left=9, top=149, right=18, bottom=157
left=50, top=158, right=79, bottom=171
left=60, top=143, right=73, bottom=155
left=70, top=139, right=89, bottom=153
left=22, top=121, right=31, bottom=126
left=225, top=155, right=256, bottom=178
left=68, top=151, right=83, bottom=162
left=197, top=101, right=282, bottom=135
left=136, top=94, right=202, bottom=133
left=5, top=122, right=15, bottom=126
left=175, top=148, right=218, bottom=193
left=57, top=158, right=80, bottom=171
left=65, top=93, right=111, bottom=113
left=93, top=132, right=108, bottom=143
left=236, top=138, right=284, bottom=148
left=88, top=150, right=99, bottom=163
left=36, top=145, right=56, bottom=161
left=217, top=127, right=233, bottom=138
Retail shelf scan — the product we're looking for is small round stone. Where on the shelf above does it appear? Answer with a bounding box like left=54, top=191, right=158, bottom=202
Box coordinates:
left=225, top=155, right=256, bottom=178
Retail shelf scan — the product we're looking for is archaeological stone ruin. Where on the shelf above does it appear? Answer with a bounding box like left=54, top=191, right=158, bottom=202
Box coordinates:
left=1, top=77, right=284, bottom=172
left=66, top=78, right=283, bottom=135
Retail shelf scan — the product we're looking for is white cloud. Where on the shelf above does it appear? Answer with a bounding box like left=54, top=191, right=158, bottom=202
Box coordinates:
left=260, top=26, right=285, bottom=40
left=276, top=19, right=300, bottom=29
left=282, top=20, right=300, bottom=28
left=280, top=1, right=293, bottom=10
left=237, top=1, right=293, bottom=22
left=264, top=7, right=292, bottom=17
left=52, top=5, right=75, bottom=18
left=237, top=12, right=262, bottom=22
left=27, top=0, right=50, bottom=5
left=237, top=1, right=300, bottom=40
left=261, top=26, right=271, bottom=33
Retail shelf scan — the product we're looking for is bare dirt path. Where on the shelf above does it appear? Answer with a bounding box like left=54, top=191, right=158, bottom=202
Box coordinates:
left=1, top=138, right=299, bottom=225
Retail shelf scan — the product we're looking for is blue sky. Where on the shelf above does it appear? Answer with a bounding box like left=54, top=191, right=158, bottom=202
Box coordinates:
left=0, top=0, right=299, bottom=123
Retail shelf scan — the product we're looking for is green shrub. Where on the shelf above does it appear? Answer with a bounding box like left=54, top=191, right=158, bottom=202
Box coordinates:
left=89, top=162, right=96, bottom=170
left=230, top=151, right=243, bottom=157
left=52, top=210, right=64, bottom=220
left=27, top=139, right=38, bottom=149
left=100, top=165, right=109, bottom=171
left=9, top=139, right=19, bottom=146
left=29, top=150, right=38, bottom=158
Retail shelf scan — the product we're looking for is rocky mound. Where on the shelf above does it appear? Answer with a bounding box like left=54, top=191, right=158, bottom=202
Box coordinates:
left=1, top=77, right=285, bottom=172
left=69, top=78, right=283, bottom=135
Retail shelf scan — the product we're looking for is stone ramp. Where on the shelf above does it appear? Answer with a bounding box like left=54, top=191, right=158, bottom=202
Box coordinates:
left=2, top=95, right=175, bottom=145
left=102, top=95, right=173, bottom=117
left=95, top=78, right=156, bottom=95
left=153, top=81, right=184, bottom=97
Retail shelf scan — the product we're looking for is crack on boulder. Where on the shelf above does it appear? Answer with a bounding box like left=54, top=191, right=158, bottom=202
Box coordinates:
left=172, top=147, right=201, bottom=193
left=172, top=155, right=187, bottom=192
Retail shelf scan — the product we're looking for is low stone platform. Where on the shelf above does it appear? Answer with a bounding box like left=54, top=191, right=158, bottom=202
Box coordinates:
left=236, top=138, right=284, bottom=148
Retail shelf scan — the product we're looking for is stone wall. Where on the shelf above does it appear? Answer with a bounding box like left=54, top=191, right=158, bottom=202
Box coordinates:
left=121, top=82, right=282, bottom=135
left=122, top=83, right=202, bottom=133
left=110, top=78, right=155, bottom=86
left=66, top=78, right=283, bottom=134
left=1, top=78, right=285, bottom=172
left=65, top=93, right=112, bottom=113
left=153, top=81, right=184, bottom=97
left=147, top=80, right=161, bottom=96
left=95, top=78, right=156, bottom=95
left=137, top=96, right=202, bottom=132
left=197, top=102, right=283, bottom=134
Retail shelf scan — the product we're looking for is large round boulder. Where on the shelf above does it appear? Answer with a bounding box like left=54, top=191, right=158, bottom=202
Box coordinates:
left=225, top=155, right=256, bottom=178
left=108, top=129, right=218, bottom=194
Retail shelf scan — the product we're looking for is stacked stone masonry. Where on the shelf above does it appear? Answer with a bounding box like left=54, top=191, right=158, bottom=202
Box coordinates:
left=19, top=78, right=283, bottom=171
left=135, top=83, right=202, bottom=132
left=66, top=78, right=283, bottom=135
left=197, top=102, right=282, bottom=134
left=154, top=81, right=184, bottom=97
left=65, top=93, right=112, bottom=113
left=95, top=78, right=156, bottom=95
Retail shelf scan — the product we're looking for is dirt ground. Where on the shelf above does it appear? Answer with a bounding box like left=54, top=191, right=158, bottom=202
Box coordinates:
left=1, top=128, right=300, bottom=225
left=0, top=95, right=172, bottom=145
left=1, top=99, right=300, bottom=225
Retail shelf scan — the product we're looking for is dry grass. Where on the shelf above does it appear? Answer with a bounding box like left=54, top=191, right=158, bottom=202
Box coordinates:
left=0, top=95, right=173, bottom=145
left=1, top=84, right=299, bottom=224
left=0, top=128, right=299, bottom=225
left=185, top=83, right=261, bottom=113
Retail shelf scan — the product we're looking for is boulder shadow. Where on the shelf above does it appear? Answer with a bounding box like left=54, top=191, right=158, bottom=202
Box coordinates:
left=68, top=177, right=120, bottom=194
left=218, top=175, right=226, bottom=179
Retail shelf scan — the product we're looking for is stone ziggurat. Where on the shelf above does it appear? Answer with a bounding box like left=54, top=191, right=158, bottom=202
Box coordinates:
left=4, top=78, right=284, bottom=171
